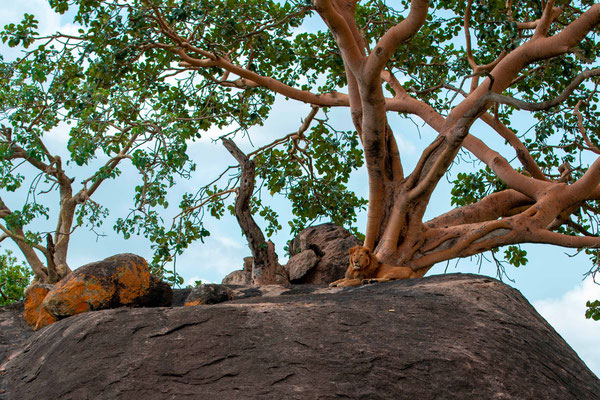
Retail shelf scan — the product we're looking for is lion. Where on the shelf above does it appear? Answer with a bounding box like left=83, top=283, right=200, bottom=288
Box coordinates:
left=329, top=246, right=420, bottom=287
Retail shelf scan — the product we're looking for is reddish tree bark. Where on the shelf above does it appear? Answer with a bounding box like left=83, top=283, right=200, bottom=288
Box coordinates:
left=148, top=1, right=600, bottom=278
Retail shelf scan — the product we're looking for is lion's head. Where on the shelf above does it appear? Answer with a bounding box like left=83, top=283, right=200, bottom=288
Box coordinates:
left=348, top=246, right=379, bottom=278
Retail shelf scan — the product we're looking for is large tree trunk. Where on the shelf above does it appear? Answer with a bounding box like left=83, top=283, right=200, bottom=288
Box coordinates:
left=315, top=0, right=600, bottom=275
left=222, top=138, right=290, bottom=286
left=147, top=0, right=600, bottom=279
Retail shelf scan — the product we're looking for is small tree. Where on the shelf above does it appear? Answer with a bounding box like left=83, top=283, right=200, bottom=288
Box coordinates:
left=0, top=13, right=201, bottom=284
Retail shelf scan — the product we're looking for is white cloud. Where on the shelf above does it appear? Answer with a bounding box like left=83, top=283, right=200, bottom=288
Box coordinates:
left=173, top=223, right=250, bottom=285
left=184, top=275, right=210, bottom=286
left=533, top=279, right=600, bottom=377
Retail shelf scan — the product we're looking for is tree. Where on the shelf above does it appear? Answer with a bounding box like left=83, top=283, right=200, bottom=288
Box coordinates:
left=94, top=0, right=600, bottom=277
left=15, top=1, right=600, bottom=294
left=222, top=137, right=290, bottom=285
left=0, top=12, right=204, bottom=285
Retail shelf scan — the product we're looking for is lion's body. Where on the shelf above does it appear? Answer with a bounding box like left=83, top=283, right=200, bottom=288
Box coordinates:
left=329, top=246, right=421, bottom=287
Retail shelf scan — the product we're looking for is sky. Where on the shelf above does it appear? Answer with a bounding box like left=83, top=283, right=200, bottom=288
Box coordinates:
left=1, top=0, right=599, bottom=377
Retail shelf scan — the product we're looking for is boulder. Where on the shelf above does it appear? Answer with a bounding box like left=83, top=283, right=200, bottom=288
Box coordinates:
left=184, top=284, right=235, bottom=306
left=42, top=253, right=172, bottom=322
left=221, top=257, right=253, bottom=285
left=2, top=274, right=598, bottom=399
left=285, top=223, right=362, bottom=284
left=23, top=284, right=56, bottom=331
left=285, top=249, right=319, bottom=281
left=143, top=276, right=174, bottom=307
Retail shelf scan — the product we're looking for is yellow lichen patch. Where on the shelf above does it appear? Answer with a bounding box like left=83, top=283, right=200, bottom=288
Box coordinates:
left=117, top=262, right=151, bottom=304
left=24, top=286, right=54, bottom=329
left=184, top=300, right=202, bottom=307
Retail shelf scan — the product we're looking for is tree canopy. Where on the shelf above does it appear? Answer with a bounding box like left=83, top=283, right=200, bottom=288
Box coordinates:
left=1, top=0, right=600, bottom=308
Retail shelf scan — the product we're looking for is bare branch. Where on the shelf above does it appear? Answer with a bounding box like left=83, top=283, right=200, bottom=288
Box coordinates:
left=484, top=69, right=600, bottom=112
left=527, top=228, right=600, bottom=248
left=573, top=99, right=600, bottom=155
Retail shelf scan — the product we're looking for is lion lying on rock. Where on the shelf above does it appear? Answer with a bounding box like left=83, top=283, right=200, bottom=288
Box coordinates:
left=329, top=246, right=421, bottom=287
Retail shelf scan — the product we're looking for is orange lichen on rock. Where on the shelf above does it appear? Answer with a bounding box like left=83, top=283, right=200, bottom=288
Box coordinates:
left=116, top=261, right=151, bottom=304
left=43, top=277, right=114, bottom=318
left=24, top=284, right=57, bottom=330
left=42, top=253, right=156, bottom=320
left=184, top=300, right=202, bottom=307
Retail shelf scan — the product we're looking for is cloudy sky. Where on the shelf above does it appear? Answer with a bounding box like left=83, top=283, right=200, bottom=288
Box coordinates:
left=1, top=1, right=599, bottom=377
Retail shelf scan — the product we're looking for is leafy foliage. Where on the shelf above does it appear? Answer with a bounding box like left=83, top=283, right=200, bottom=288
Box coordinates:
left=0, top=250, right=32, bottom=306
left=586, top=299, right=600, bottom=321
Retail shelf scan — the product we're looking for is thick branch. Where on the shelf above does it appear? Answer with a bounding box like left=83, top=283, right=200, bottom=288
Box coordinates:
left=464, top=134, right=550, bottom=200
left=425, top=189, right=533, bottom=229
left=313, top=0, right=365, bottom=73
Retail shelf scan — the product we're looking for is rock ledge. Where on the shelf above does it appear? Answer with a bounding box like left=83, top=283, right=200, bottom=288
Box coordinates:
left=1, top=273, right=598, bottom=399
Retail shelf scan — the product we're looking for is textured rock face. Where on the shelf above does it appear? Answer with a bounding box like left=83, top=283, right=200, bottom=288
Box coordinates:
left=0, top=302, right=33, bottom=364
left=2, top=274, right=599, bottom=399
left=42, top=253, right=172, bottom=322
left=285, top=223, right=362, bottom=284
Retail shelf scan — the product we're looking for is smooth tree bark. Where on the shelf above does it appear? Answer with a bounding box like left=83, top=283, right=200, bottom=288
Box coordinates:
left=144, top=1, right=600, bottom=275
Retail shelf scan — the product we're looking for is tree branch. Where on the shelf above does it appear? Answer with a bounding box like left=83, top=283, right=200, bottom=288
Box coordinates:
left=364, top=0, right=429, bottom=84
left=425, top=189, right=533, bottom=229
left=527, top=228, right=600, bottom=248
left=313, top=0, right=365, bottom=74
left=483, top=68, right=600, bottom=112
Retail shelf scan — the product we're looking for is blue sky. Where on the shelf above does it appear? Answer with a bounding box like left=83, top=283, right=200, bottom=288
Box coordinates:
left=1, top=1, right=599, bottom=377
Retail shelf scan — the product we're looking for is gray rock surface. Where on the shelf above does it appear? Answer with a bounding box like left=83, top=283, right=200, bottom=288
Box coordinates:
left=285, top=223, right=362, bottom=284
left=1, top=274, right=599, bottom=399
left=0, top=302, right=32, bottom=364
left=285, top=249, right=320, bottom=282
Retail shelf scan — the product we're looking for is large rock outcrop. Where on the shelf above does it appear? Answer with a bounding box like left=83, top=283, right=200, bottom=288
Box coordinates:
left=285, top=223, right=362, bottom=284
left=1, top=274, right=599, bottom=399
